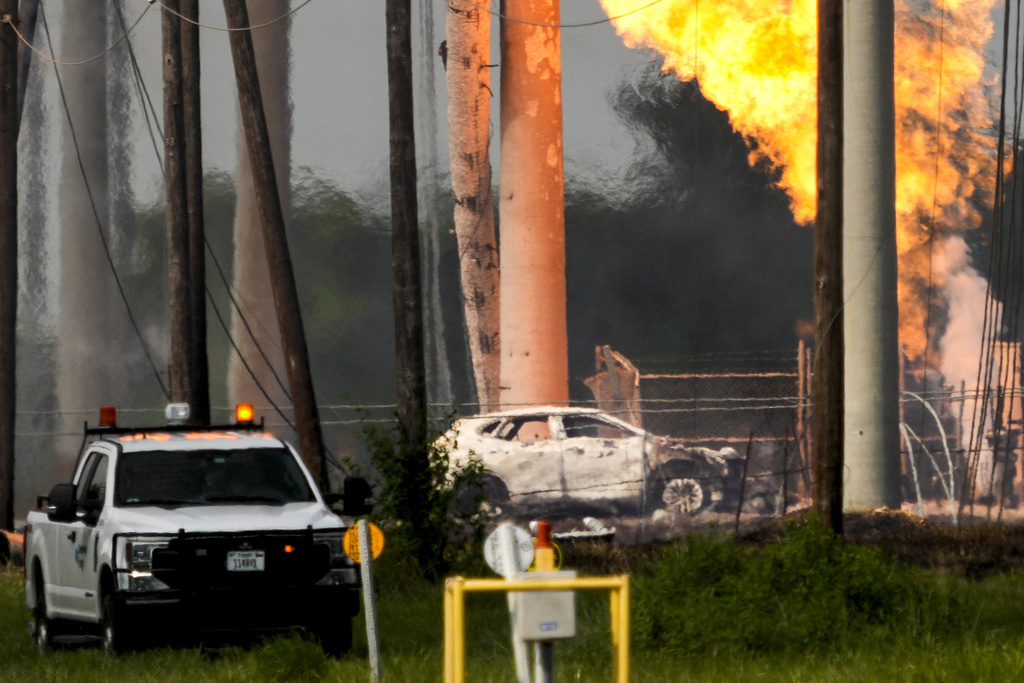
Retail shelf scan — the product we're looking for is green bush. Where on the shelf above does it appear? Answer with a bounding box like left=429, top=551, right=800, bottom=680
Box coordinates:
left=634, top=521, right=962, bottom=656
left=359, top=414, right=486, bottom=581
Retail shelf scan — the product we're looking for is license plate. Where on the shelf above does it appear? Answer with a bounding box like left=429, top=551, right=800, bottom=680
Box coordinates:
left=226, top=550, right=265, bottom=572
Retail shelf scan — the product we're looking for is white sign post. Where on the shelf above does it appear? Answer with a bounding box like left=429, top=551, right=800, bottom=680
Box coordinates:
left=358, top=520, right=382, bottom=681
left=484, top=523, right=534, bottom=683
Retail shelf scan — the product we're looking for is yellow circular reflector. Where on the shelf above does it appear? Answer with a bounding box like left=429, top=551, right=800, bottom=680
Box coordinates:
left=343, top=522, right=385, bottom=562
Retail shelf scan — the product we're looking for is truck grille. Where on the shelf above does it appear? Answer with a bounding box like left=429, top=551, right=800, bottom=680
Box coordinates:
left=151, top=531, right=331, bottom=591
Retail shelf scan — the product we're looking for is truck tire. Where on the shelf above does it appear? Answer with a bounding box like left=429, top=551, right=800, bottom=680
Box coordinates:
left=309, top=618, right=353, bottom=657
left=101, top=593, right=133, bottom=655
left=33, top=572, right=56, bottom=653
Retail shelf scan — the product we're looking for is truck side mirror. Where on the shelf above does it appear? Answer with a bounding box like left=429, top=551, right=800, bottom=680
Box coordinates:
left=47, top=483, right=77, bottom=523
left=340, top=476, right=373, bottom=516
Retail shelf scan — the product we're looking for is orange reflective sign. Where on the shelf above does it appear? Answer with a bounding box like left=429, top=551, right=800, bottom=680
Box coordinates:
left=343, top=522, right=384, bottom=562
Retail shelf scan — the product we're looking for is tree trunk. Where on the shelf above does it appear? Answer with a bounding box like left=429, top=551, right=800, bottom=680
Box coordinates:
left=445, top=0, right=500, bottom=412
left=498, top=0, right=567, bottom=409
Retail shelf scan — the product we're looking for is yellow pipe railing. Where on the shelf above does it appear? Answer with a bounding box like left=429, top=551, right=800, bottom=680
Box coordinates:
left=443, top=574, right=630, bottom=683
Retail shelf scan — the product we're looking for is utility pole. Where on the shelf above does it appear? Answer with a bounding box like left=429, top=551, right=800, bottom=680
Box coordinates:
left=0, top=0, right=17, bottom=530
left=386, top=0, right=428, bottom=450
left=842, top=0, right=901, bottom=511
left=812, top=0, right=844, bottom=535
left=163, top=0, right=194, bottom=415
left=498, top=0, right=568, bottom=410
left=222, top=0, right=327, bottom=487
left=181, top=0, right=209, bottom=425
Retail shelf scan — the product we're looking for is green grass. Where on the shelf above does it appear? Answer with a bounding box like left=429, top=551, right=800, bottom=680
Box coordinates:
left=6, top=528, right=1024, bottom=682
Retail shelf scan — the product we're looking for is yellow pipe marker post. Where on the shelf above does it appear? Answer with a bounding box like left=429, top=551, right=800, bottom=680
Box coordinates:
left=443, top=573, right=630, bottom=682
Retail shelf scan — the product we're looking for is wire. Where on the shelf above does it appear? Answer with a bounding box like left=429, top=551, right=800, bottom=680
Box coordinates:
left=40, top=1, right=170, bottom=399
left=448, top=0, right=668, bottom=29
left=3, top=2, right=152, bottom=66
left=155, top=0, right=315, bottom=32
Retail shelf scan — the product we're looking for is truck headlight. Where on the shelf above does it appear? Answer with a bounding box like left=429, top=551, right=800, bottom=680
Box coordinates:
left=117, top=536, right=172, bottom=592
left=312, top=531, right=359, bottom=586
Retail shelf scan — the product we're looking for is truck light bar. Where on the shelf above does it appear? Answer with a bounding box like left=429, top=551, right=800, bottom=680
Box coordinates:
left=84, top=404, right=264, bottom=438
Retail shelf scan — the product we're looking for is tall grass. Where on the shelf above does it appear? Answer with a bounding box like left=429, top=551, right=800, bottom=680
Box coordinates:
left=5, top=525, right=1024, bottom=682
left=634, top=521, right=965, bottom=657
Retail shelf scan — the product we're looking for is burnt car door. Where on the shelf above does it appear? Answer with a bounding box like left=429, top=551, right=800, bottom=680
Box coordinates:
left=481, top=414, right=565, bottom=503
left=557, top=414, right=645, bottom=505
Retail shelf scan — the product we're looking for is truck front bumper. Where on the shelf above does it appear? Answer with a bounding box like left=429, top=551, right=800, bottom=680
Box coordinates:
left=115, top=581, right=360, bottom=632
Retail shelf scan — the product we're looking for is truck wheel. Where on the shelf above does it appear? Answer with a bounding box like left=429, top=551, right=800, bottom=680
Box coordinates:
left=101, top=593, right=133, bottom=655
left=33, top=580, right=56, bottom=653
left=310, top=618, right=353, bottom=657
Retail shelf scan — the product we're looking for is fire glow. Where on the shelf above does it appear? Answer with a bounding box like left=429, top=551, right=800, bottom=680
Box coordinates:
left=600, top=0, right=1000, bottom=365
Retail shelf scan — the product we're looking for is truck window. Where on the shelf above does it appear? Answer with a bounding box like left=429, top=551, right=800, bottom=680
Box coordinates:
left=76, top=453, right=109, bottom=509
left=116, top=448, right=316, bottom=507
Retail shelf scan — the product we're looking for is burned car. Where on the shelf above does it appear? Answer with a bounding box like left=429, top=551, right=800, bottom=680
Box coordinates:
left=444, top=407, right=738, bottom=518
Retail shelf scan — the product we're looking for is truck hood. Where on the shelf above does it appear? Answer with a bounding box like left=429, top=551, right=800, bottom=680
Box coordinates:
left=106, top=502, right=346, bottom=534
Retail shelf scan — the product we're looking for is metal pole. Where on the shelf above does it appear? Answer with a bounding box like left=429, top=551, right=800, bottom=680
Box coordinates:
left=359, top=520, right=382, bottom=681
left=534, top=642, right=554, bottom=683
left=499, top=524, right=531, bottom=682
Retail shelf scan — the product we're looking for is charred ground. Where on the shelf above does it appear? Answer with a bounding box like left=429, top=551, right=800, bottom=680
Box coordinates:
left=554, top=508, right=1024, bottom=580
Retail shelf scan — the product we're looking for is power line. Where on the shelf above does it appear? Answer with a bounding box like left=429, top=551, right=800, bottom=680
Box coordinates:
left=155, top=0, right=315, bottom=32
left=4, top=1, right=152, bottom=66
left=449, top=0, right=668, bottom=29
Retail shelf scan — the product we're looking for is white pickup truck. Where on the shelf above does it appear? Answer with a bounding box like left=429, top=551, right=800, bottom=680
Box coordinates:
left=23, top=404, right=371, bottom=655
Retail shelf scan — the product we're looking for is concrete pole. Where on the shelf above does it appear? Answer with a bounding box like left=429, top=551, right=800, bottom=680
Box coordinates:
left=843, top=0, right=902, bottom=509
left=498, top=0, right=568, bottom=409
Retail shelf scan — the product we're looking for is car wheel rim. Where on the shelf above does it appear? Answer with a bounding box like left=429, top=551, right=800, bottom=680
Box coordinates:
left=662, top=478, right=703, bottom=513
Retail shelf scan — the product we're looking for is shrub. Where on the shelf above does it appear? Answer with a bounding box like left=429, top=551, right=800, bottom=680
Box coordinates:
left=634, top=520, right=961, bottom=656
left=359, top=414, right=486, bottom=580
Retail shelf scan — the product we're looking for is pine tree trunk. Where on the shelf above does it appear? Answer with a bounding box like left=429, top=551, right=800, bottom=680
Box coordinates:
left=445, top=0, right=500, bottom=412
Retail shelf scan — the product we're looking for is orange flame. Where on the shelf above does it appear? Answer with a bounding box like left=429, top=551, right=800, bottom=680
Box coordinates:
left=601, top=0, right=999, bottom=363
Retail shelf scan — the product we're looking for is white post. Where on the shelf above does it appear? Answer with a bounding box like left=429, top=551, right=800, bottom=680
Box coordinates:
left=359, top=520, right=382, bottom=681
left=843, top=0, right=903, bottom=509
left=498, top=524, right=532, bottom=683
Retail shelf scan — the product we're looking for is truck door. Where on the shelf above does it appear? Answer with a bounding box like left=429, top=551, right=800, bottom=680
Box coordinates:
left=57, top=451, right=109, bottom=621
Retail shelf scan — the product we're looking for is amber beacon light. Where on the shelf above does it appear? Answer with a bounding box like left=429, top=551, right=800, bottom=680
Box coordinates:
left=235, top=403, right=255, bottom=424
left=99, top=406, right=117, bottom=428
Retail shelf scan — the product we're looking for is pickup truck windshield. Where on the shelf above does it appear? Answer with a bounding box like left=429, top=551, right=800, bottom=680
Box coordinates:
left=116, top=448, right=316, bottom=507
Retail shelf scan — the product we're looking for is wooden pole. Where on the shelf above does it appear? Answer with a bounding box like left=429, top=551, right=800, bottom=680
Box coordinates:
left=0, top=0, right=18, bottom=530
left=180, top=0, right=209, bottom=425
left=812, top=0, right=844, bottom=535
left=163, top=0, right=193, bottom=411
left=386, top=0, right=428, bottom=449
left=222, top=0, right=327, bottom=487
